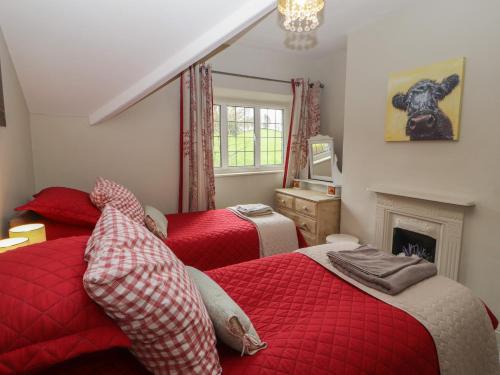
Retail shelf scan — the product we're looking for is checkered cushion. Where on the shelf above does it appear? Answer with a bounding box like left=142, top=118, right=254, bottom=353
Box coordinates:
left=90, top=177, right=145, bottom=223
left=83, top=206, right=221, bottom=375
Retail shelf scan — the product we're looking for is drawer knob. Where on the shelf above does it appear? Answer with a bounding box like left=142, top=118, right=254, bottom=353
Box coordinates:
left=302, top=206, right=308, bottom=211
left=300, top=223, right=309, bottom=230
left=281, top=199, right=286, bottom=204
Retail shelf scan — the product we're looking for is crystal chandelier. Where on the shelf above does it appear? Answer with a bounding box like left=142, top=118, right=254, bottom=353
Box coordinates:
left=278, top=0, right=325, bottom=33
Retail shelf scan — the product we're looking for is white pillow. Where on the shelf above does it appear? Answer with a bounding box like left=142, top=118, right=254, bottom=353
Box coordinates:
left=187, top=266, right=267, bottom=356
left=144, top=205, right=168, bottom=240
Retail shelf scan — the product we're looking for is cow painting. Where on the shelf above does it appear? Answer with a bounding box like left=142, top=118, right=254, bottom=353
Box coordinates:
left=391, top=74, right=459, bottom=140
left=385, top=58, right=464, bottom=142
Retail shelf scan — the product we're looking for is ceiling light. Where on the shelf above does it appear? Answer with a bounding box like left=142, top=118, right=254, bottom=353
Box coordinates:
left=278, top=0, right=325, bottom=33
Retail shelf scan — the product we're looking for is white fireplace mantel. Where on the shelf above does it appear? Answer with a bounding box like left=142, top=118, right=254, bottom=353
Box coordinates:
left=369, top=186, right=473, bottom=280
left=367, top=185, right=475, bottom=207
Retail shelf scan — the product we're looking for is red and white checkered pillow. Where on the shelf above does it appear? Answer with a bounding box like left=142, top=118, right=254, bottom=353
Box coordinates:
left=90, top=177, right=145, bottom=223
left=83, top=206, right=221, bottom=375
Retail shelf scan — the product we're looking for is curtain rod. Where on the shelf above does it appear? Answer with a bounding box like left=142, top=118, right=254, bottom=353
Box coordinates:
left=212, top=70, right=324, bottom=88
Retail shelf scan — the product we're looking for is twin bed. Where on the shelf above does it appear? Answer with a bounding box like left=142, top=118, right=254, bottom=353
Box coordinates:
left=17, top=209, right=307, bottom=270
left=2, top=238, right=498, bottom=375
left=3, top=186, right=498, bottom=374
left=13, top=186, right=306, bottom=270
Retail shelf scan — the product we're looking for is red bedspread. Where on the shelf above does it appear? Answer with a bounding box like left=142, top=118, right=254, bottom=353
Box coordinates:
left=164, top=210, right=260, bottom=270
left=38, top=253, right=447, bottom=375
left=209, top=253, right=440, bottom=375
left=36, top=251, right=499, bottom=375
left=42, top=209, right=263, bottom=271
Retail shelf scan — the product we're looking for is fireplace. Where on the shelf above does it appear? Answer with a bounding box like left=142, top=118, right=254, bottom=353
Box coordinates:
left=370, top=186, right=474, bottom=280
left=392, top=227, right=436, bottom=263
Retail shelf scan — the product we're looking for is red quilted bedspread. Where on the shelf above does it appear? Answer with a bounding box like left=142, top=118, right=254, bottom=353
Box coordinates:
left=38, top=252, right=460, bottom=375
left=164, top=210, right=260, bottom=270
left=210, top=253, right=440, bottom=375
left=42, top=209, right=268, bottom=271
left=0, top=237, right=131, bottom=374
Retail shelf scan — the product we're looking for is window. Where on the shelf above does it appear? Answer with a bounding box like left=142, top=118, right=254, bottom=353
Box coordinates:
left=213, top=102, right=286, bottom=173
left=213, top=105, right=221, bottom=167
left=227, top=106, right=255, bottom=167
left=260, top=108, right=283, bottom=166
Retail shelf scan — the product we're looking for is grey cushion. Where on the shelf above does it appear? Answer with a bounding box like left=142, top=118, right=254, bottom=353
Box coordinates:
left=186, top=266, right=267, bottom=356
left=144, top=205, right=167, bottom=240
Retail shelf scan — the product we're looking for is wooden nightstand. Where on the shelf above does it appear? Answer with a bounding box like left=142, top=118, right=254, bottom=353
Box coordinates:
left=275, top=188, right=340, bottom=246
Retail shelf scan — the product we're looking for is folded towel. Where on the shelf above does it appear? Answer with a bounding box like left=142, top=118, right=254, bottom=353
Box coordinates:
left=327, top=246, right=437, bottom=295
left=329, top=245, right=423, bottom=278
left=236, top=204, right=273, bottom=217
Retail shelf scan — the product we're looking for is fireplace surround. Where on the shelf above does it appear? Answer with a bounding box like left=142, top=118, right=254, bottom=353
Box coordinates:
left=369, top=186, right=474, bottom=280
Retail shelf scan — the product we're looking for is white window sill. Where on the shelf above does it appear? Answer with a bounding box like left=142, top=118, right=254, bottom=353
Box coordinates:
left=215, top=169, right=284, bottom=178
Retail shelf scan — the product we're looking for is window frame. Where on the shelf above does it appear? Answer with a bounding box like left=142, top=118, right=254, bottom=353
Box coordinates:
left=214, top=98, right=289, bottom=175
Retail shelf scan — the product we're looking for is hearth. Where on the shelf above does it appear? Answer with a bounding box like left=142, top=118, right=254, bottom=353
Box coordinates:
left=392, top=227, right=436, bottom=263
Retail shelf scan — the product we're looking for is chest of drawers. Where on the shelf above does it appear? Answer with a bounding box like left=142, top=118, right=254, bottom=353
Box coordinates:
left=275, top=188, right=340, bottom=246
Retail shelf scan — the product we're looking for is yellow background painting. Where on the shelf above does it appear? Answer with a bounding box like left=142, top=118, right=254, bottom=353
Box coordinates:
left=385, top=57, right=465, bottom=141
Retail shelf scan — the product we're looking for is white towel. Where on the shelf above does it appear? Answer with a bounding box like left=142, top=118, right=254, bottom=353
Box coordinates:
left=236, top=204, right=273, bottom=217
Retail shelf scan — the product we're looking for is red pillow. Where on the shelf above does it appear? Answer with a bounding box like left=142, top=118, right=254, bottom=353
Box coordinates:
left=0, top=236, right=131, bottom=374
left=15, top=187, right=101, bottom=227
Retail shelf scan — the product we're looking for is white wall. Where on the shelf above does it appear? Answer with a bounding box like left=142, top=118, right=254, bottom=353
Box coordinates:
left=31, top=80, right=180, bottom=214
left=0, top=29, right=34, bottom=234
left=341, top=0, right=500, bottom=319
left=30, top=43, right=318, bottom=211
left=309, top=48, right=347, bottom=169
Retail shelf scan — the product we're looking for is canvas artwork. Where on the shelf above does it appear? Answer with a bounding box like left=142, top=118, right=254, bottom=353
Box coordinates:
left=385, top=57, right=465, bottom=141
left=0, top=59, right=5, bottom=127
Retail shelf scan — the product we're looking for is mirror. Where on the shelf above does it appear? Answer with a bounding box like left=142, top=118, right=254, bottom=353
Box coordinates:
left=308, top=135, right=334, bottom=182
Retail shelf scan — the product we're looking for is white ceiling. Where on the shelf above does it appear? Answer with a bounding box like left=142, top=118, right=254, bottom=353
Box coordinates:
left=237, top=0, right=417, bottom=57
left=0, top=0, right=416, bottom=123
left=0, top=0, right=275, bottom=122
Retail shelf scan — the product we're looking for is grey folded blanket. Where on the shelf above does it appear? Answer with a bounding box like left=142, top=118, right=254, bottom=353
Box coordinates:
left=327, top=246, right=437, bottom=295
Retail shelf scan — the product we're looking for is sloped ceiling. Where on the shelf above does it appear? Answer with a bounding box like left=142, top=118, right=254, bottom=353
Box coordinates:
left=0, top=0, right=275, bottom=124
left=0, top=0, right=417, bottom=124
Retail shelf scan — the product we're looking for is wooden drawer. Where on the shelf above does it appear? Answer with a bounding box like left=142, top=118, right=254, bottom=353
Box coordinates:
left=275, top=193, right=294, bottom=210
left=294, top=215, right=317, bottom=236
left=295, top=198, right=317, bottom=217
left=276, top=207, right=296, bottom=221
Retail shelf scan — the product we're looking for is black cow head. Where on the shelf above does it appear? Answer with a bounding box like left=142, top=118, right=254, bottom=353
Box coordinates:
left=392, top=74, right=459, bottom=140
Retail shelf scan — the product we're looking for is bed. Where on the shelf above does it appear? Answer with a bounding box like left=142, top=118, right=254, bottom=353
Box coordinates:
left=15, top=209, right=307, bottom=270
left=14, top=187, right=307, bottom=270
left=2, top=237, right=497, bottom=375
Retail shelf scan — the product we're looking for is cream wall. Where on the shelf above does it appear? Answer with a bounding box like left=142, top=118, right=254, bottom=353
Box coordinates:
left=30, top=43, right=317, bottom=211
left=310, top=48, right=347, bottom=169
left=0, top=29, right=34, bottom=234
left=31, top=81, right=180, bottom=214
left=341, top=0, right=500, bottom=319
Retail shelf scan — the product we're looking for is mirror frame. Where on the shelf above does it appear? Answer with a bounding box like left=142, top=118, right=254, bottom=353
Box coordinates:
left=308, top=134, right=334, bottom=182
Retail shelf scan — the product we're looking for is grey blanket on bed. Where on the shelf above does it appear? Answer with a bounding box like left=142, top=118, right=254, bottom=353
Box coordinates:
left=327, top=246, right=437, bottom=295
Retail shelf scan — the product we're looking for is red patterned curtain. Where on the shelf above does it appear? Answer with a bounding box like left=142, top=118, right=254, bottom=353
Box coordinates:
left=283, top=79, right=321, bottom=188
left=178, top=64, right=216, bottom=213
